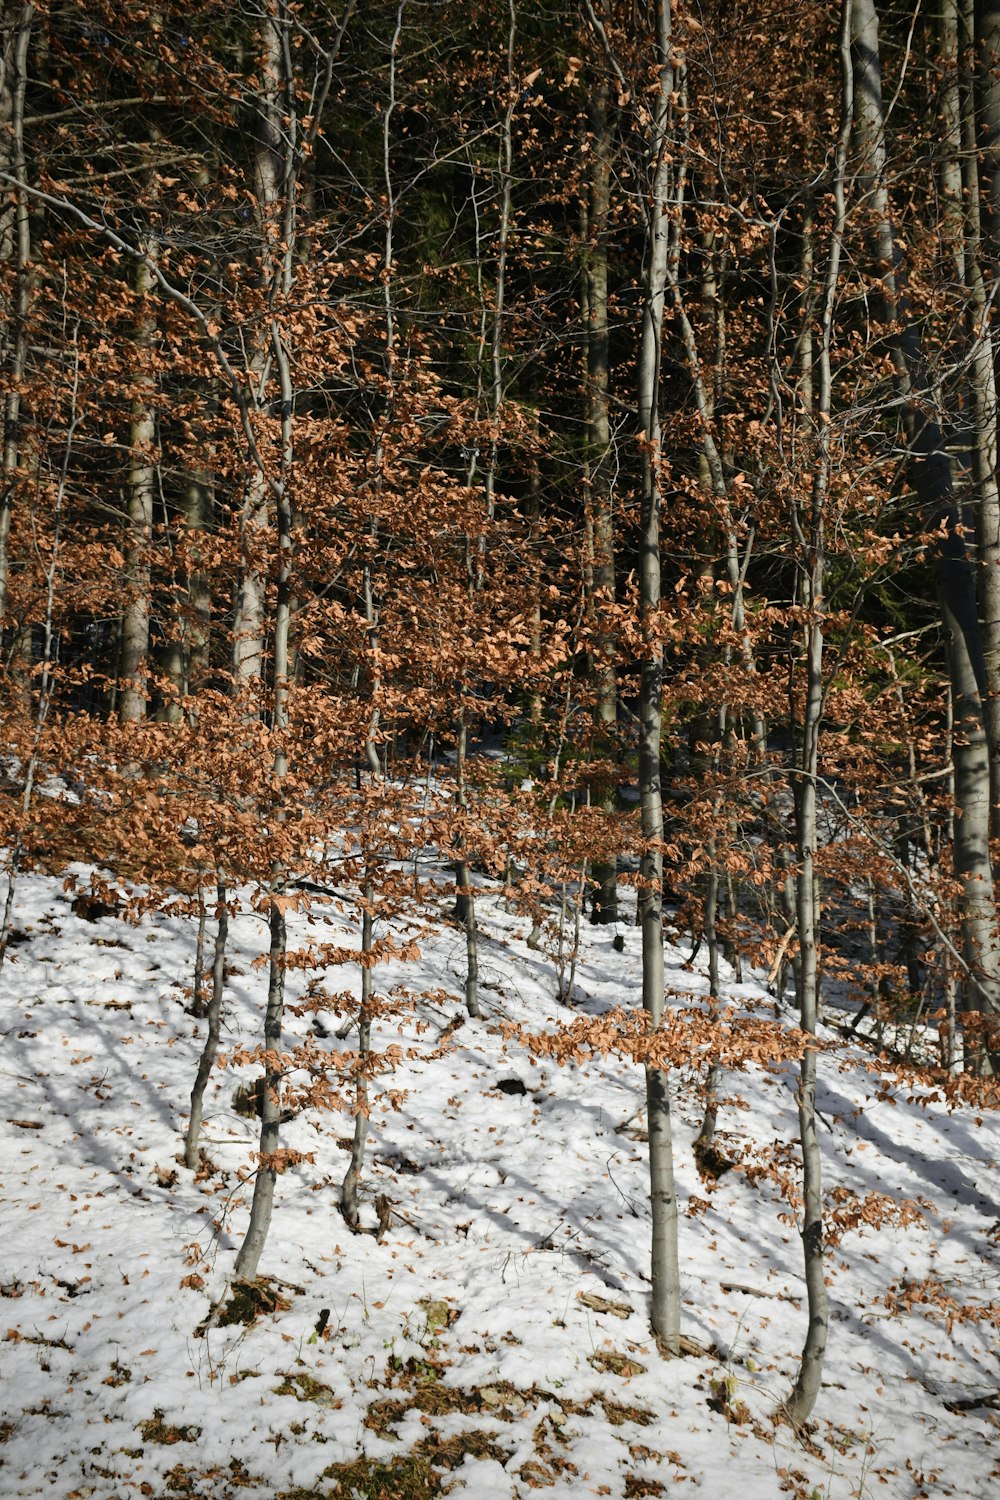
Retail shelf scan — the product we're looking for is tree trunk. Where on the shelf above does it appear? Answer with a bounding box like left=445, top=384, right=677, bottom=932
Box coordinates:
left=788, top=605, right=828, bottom=1422
left=453, top=719, right=482, bottom=1019
left=959, top=0, right=1000, bottom=832
left=233, top=898, right=286, bottom=1281
left=118, top=19, right=166, bottom=725
left=185, top=881, right=229, bottom=1171
left=977, top=0, right=1000, bottom=269
left=0, top=3, right=33, bottom=630
left=232, top=0, right=298, bottom=1280
left=184, top=466, right=213, bottom=703
left=783, top=0, right=854, bottom=1423
left=696, top=859, right=721, bottom=1155
left=634, top=0, right=682, bottom=1355
left=341, top=881, right=373, bottom=1230
left=232, top=8, right=285, bottom=699
left=119, top=228, right=156, bottom=724
left=586, top=70, right=618, bottom=925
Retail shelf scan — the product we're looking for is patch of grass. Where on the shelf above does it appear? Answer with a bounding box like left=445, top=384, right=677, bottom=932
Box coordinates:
left=138, top=1410, right=203, bottom=1445
left=228, top=1457, right=261, bottom=1490
left=163, top=1464, right=198, bottom=1495
left=588, top=1350, right=646, bottom=1377
left=388, top=1353, right=442, bottom=1381
left=624, top=1477, right=666, bottom=1498
left=274, top=1372, right=340, bottom=1409
left=364, top=1397, right=409, bottom=1436
left=218, top=1278, right=291, bottom=1327
left=320, top=1429, right=510, bottom=1498
left=517, top=1458, right=556, bottom=1487
left=529, top=1414, right=579, bottom=1481
left=419, top=1430, right=508, bottom=1471
left=320, top=1453, right=441, bottom=1499
left=367, top=1375, right=523, bottom=1437
left=413, top=1380, right=478, bottom=1418
left=163, top=1460, right=265, bottom=1496
left=0, top=1420, right=15, bottom=1442
left=602, top=1398, right=655, bottom=1427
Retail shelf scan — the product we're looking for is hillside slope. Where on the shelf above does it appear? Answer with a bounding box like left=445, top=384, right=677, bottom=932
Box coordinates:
left=0, top=867, right=997, bottom=1499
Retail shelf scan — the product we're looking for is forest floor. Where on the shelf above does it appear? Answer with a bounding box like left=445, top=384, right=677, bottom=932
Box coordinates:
left=0, top=862, right=998, bottom=1500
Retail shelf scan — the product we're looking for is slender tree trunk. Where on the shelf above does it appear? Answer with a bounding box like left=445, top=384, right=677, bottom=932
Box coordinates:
left=783, top=0, right=853, bottom=1424
left=233, top=897, right=286, bottom=1281
left=788, top=601, right=829, bottom=1422
left=185, top=881, right=229, bottom=1171
left=633, top=0, right=682, bottom=1355
left=696, top=857, right=721, bottom=1156
left=453, top=0, right=516, bottom=1007
left=184, top=465, right=213, bottom=703
left=0, top=3, right=33, bottom=629
left=191, top=889, right=208, bottom=1017
left=977, top=0, right=1000, bottom=268
left=586, top=70, right=618, bottom=924
left=164, top=385, right=216, bottom=718
left=118, top=20, right=165, bottom=725
left=941, top=0, right=967, bottom=284
left=958, top=0, right=1000, bottom=831
left=453, top=720, right=482, bottom=1018
left=232, top=9, right=285, bottom=699
left=232, top=0, right=299, bottom=1280
left=119, top=228, right=157, bottom=723
left=341, top=881, right=373, bottom=1229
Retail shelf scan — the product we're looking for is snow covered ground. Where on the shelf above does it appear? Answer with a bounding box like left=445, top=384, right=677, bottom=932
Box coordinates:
left=0, top=864, right=997, bottom=1499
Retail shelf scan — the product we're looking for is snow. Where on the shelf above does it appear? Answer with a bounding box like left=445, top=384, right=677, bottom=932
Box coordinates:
left=0, top=865, right=997, bottom=1499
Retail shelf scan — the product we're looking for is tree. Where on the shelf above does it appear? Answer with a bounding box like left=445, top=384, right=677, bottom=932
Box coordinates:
left=0, top=1, right=33, bottom=630
left=586, top=0, right=687, bottom=1354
